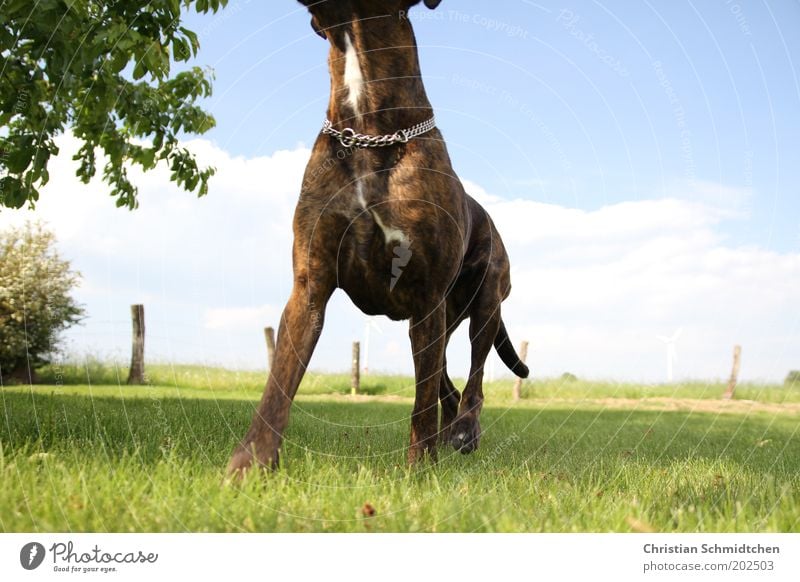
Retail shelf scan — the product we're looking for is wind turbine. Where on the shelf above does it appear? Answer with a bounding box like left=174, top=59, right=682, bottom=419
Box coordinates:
left=362, top=317, right=383, bottom=375
left=657, top=328, right=682, bottom=382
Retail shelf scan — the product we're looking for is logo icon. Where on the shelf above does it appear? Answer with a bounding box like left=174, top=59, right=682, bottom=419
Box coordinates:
left=390, top=239, right=412, bottom=291
left=20, top=542, right=46, bottom=570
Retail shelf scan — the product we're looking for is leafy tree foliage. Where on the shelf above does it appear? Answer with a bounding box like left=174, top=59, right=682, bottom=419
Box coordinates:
left=0, top=222, right=84, bottom=382
left=0, top=0, right=228, bottom=210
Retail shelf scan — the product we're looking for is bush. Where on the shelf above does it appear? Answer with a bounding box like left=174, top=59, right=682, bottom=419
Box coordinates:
left=560, top=372, right=579, bottom=382
left=786, top=371, right=800, bottom=388
left=0, top=223, right=84, bottom=383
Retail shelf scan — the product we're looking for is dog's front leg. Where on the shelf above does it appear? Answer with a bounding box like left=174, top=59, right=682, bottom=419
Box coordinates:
left=407, top=304, right=447, bottom=464
left=227, top=280, right=332, bottom=478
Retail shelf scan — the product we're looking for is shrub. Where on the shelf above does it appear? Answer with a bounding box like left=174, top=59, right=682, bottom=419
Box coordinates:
left=786, top=371, right=800, bottom=388
left=0, top=223, right=84, bottom=383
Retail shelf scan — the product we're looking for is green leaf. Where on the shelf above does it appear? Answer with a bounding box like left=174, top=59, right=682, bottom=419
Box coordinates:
left=0, top=177, right=25, bottom=208
left=3, top=136, right=36, bottom=174
left=180, top=27, right=200, bottom=56
left=132, top=60, right=147, bottom=81
left=172, top=37, right=190, bottom=62
left=109, top=50, right=129, bottom=73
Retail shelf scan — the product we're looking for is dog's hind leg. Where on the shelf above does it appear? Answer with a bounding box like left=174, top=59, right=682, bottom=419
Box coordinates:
left=408, top=303, right=447, bottom=464
left=438, top=359, right=460, bottom=445
left=440, top=305, right=469, bottom=444
left=226, top=278, right=333, bottom=478
left=451, top=291, right=502, bottom=454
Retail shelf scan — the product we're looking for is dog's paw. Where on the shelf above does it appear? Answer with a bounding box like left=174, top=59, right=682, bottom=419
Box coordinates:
left=224, top=443, right=278, bottom=483
left=407, top=441, right=438, bottom=465
left=450, top=416, right=481, bottom=454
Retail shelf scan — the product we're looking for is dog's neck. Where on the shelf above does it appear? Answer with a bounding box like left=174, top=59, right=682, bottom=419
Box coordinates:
left=325, top=17, right=433, bottom=135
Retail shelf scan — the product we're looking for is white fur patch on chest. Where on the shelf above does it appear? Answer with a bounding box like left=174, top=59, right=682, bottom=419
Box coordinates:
left=371, top=210, right=409, bottom=246
left=343, top=33, right=364, bottom=116
left=356, top=181, right=367, bottom=209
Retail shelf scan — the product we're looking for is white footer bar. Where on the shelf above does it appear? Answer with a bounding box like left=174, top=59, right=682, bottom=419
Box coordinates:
left=2, top=533, right=798, bottom=581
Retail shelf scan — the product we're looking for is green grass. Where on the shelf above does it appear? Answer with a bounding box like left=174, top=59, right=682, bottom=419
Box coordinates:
left=2, top=366, right=799, bottom=532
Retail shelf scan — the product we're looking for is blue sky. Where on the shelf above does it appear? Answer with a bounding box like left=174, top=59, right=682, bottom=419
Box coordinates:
left=3, top=0, right=799, bottom=382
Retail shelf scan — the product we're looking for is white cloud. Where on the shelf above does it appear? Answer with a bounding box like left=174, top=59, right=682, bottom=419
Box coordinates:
left=485, top=197, right=734, bottom=245
left=1, top=136, right=797, bottom=382
left=203, top=304, right=278, bottom=331
left=461, top=178, right=501, bottom=205
left=478, top=186, right=799, bottom=382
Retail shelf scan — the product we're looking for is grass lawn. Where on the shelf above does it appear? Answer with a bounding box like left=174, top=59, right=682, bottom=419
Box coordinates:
left=1, top=365, right=798, bottom=532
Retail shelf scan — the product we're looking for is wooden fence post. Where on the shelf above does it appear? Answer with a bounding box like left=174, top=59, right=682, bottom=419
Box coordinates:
left=127, top=304, right=146, bottom=385
left=264, top=326, right=276, bottom=371
left=722, top=345, right=742, bottom=400
left=351, top=342, right=360, bottom=396
left=512, top=340, right=529, bottom=402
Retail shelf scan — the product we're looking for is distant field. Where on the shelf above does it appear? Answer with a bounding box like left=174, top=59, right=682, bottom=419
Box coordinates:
left=36, top=360, right=800, bottom=403
left=1, top=363, right=798, bottom=532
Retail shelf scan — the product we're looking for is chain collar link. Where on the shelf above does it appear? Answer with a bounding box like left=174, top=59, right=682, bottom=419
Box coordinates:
left=321, top=116, right=436, bottom=148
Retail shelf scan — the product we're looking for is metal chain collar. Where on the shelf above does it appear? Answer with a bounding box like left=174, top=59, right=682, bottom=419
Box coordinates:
left=321, top=116, right=436, bottom=148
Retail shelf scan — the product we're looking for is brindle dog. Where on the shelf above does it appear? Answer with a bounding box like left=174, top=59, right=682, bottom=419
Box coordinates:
left=227, top=0, right=529, bottom=477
